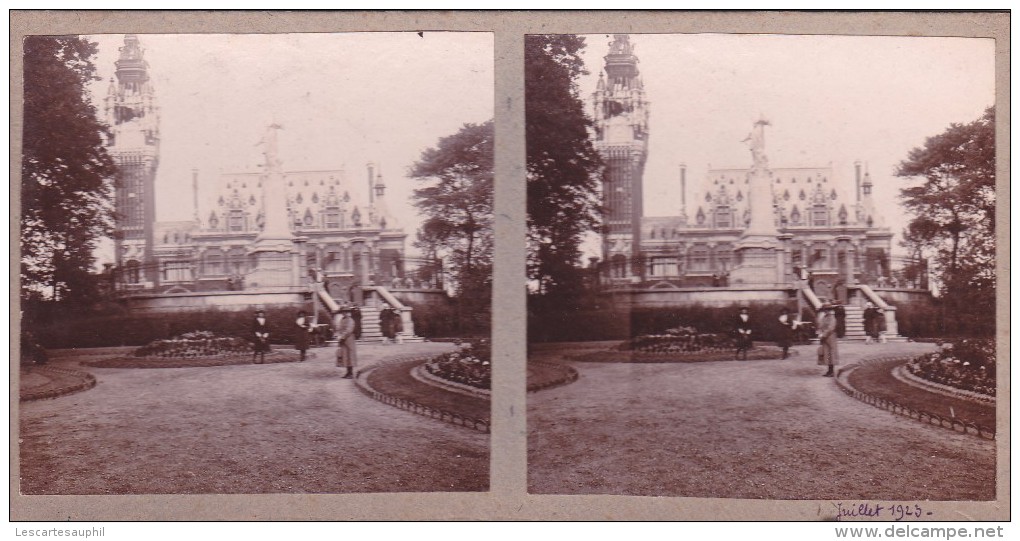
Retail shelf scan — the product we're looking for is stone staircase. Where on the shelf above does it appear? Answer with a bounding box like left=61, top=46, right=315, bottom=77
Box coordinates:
left=842, top=305, right=866, bottom=341
left=315, top=288, right=423, bottom=344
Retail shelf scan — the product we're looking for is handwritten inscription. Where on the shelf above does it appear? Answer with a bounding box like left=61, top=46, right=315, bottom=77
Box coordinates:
left=835, top=501, right=935, bottom=521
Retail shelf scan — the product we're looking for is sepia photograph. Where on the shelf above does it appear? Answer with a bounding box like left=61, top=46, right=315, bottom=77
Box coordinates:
left=526, top=32, right=998, bottom=502
left=17, top=31, right=494, bottom=495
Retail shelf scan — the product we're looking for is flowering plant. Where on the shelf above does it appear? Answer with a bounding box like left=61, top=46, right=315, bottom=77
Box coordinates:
left=133, top=331, right=252, bottom=358
left=424, top=338, right=491, bottom=390
left=617, top=325, right=735, bottom=354
left=906, top=338, right=996, bottom=396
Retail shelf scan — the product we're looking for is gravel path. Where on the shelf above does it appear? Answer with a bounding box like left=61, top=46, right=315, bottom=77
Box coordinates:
left=528, top=341, right=996, bottom=500
left=18, top=343, right=489, bottom=494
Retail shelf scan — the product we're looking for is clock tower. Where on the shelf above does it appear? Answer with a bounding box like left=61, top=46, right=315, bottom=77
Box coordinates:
left=104, top=34, right=160, bottom=285
left=592, top=34, right=649, bottom=268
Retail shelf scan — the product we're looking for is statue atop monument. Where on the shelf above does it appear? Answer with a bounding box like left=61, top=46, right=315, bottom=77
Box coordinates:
left=743, top=115, right=771, bottom=170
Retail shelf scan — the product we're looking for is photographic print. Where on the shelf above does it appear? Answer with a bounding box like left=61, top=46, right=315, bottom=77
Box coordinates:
left=526, top=32, right=997, bottom=501
left=18, top=31, right=494, bottom=495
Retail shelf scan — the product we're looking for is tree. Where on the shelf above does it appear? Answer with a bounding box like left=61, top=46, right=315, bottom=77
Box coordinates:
left=21, top=36, right=116, bottom=306
left=897, top=106, right=995, bottom=335
left=410, top=120, right=494, bottom=332
left=525, top=34, right=604, bottom=302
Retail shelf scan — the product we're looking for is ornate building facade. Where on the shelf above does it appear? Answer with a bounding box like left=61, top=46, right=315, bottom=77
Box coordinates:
left=105, top=34, right=160, bottom=285
left=591, top=35, right=926, bottom=322
left=106, top=36, right=424, bottom=299
left=151, top=162, right=408, bottom=295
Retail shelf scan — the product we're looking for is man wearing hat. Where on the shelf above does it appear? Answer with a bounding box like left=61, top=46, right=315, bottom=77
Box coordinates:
left=734, top=306, right=753, bottom=360
left=817, top=303, right=839, bottom=377
left=252, top=309, right=270, bottom=364
left=335, top=304, right=358, bottom=379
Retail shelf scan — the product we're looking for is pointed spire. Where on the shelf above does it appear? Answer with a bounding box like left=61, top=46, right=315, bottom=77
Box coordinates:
left=596, top=71, right=606, bottom=91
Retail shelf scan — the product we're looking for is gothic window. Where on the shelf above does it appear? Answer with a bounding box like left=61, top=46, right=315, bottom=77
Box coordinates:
left=227, top=247, right=247, bottom=275
left=812, top=205, right=828, bottom=227
left=162, top=260, right=191, bottom=282
left=689, top=246, right=710, bottom=272
left=714, top=206, right=733, bottom=229
left=124, top=260, right=141, bottom=284
left=209, top=211, right=220, bottom=230
left=715, top=245, right=734, bottom=272
left=228, top=210, right=245, bottom=232
left=324, top=207, right=340, bottom=229
left=696, top=207, right=706, bottom=225
left=304, top=208, right=314, bottom=226
left=203, top=250, right=225, bottom=276
left=838, top=204, right=848, bottom=225
left=324, top=245, right=344, bottom=272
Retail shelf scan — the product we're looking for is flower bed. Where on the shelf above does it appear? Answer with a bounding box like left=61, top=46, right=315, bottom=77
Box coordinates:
left=905, top=338, right=996, bottom=397
left=132, top=330, right=253, bottom=358
left=617, top=326, right=735, bottom=354
left=423, top=339, right=491, bottom=390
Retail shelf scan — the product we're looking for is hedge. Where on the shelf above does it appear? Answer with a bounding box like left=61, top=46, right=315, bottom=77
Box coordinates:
left=528, top=301, right=799, bottom=343
left=28, top=306, right=316, bottom=349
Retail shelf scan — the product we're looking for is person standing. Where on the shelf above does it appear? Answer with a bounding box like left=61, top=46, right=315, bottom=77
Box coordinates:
left=335, top=305, right=358, bottom=379
left=817, top=304, right=839, bottom=377
left=252, top=309, right=270, bottom=364
left=379, top=301, right=398, bottom=345
left=776, top=307, right=799, bottom=359
left=351, top=304, right=363, bottom=340
left=862, top=301, right=879, bottom=344
left=294, top=310, right=312, bottom=362
left=734, top=306, right=753, bottom=361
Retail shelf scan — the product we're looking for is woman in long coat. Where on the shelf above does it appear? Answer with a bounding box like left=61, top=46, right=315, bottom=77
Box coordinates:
left=335, top=306, right=358, bottom=379
left=252, top=309, right=270, bottom=364
left=294, top=310, right=312, bottom=362
left=378, top=302, right=398, bottom=344
left=817, top=305, right=839, bottom=377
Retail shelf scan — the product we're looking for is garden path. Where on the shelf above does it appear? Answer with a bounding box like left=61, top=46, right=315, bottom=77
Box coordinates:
left=528, top=341, right=997, bottom=500
left=18, top=342, right=489, bottom=495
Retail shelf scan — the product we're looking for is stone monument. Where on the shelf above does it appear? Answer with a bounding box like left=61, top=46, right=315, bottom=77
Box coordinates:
left=728, top=116, right=783, bottom=285
left=246, top=123, right=300, bottom=288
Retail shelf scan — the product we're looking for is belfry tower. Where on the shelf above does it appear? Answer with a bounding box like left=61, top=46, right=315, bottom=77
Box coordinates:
left=104, top=34, right=160, bottom=284
left=592, top=34, right=649, bottom=267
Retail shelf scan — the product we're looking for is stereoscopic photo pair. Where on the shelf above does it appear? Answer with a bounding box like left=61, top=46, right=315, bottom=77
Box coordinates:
left=15, top=19, right=1004, bottom=520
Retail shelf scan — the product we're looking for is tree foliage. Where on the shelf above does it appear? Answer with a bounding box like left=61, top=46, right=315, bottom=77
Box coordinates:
left=525, top=34, right=603, bottom=302
left=897, top=106, right=995, bottom=335
left=410, top=120, right=493, bottom=332
left=21, top=36, right=116, bottom=305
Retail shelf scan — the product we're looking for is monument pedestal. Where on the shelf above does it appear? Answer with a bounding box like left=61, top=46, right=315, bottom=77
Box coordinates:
left=247, top=244, right=296, bottom=289
left=729, top=236, right=781, bottom=286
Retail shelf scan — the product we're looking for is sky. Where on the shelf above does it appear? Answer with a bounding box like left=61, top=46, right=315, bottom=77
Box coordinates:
left=574, top=33, right=995, bottom=256
left=87, top=32, right=494, bottom=262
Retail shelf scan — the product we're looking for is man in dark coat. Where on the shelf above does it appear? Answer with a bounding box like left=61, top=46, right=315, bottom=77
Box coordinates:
left=734, top=307, right=753, bottom=360
left=378, top=301, right=399, bottom=345
left=294, top=310, right=312, bottom=362
left=252, top=309, right=270, bottom=364
left=350, top=305, right=363, bottom=340
left=776, top=307, right=798, bottom=359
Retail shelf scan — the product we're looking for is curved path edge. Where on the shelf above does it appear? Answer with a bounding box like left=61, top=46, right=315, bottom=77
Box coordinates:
left=355, top=355, right=490, bottom=434
left=20, top=365, right=97, bottom=402
left=527, top=360, right=580, bottom=393
left=891, top=364, right=995, bottom=405
left=835, top=356, right=995, bottom=440
left=410, top=364, right=490, bottom=398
